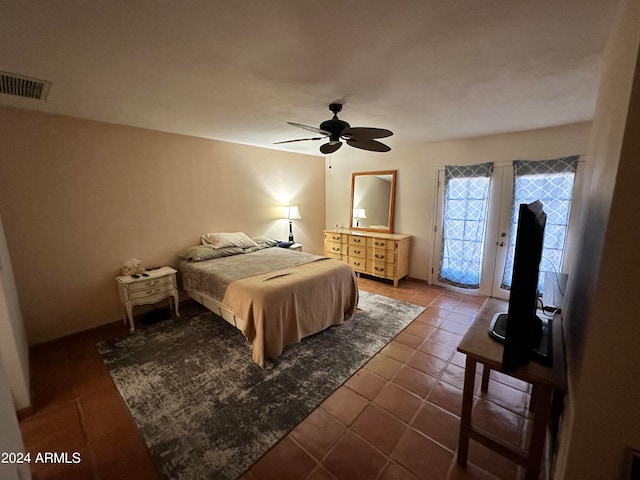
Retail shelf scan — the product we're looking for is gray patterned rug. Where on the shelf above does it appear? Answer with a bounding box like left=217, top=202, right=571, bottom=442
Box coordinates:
left=97, top=290, right=424, bottom=479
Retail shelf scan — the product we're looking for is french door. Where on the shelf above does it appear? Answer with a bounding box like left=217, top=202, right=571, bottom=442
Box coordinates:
left=432, top=158, right=583, bottom=299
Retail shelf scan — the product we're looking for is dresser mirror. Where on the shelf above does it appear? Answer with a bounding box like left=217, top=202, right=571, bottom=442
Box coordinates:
left=350, top=170, right=396, bottom=233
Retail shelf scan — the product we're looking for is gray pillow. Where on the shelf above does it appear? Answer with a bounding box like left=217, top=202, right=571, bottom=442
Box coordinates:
left=178, top=245, right=244, bottom=261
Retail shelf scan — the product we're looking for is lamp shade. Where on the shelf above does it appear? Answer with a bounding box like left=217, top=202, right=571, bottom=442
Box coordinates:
left=353, top=208, right=367, bottom=219
left=281, top=205, right=301, bottom=220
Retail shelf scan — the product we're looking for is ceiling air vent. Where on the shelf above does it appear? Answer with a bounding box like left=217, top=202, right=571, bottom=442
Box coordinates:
left=0, top=72, right=51, bottom=101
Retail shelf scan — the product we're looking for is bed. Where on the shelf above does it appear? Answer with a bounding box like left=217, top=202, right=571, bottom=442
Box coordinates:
left=178, top=234, right=359, bottom=367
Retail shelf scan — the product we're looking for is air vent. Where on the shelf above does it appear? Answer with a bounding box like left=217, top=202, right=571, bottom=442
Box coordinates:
left=0, top=72, right=51, bottom=101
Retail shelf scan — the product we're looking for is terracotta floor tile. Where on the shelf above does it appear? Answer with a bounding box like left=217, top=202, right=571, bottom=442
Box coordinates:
left=306, top=465, right=338, bottom=480
left=466, top=441, right=518, bottom=479
left=445, top=312, right=476, bottom=326
left=407, top=351, right=448, bottom=378
left=439, top=319, right=471, bottom=336
left=394, top=330, right=425, bottom=349
left=418, top=338, right=455, bottom=362
left=78, top=386, right=136, bottom=442
left=322, top=431, right=387, bottom=480
left=345, top=368, right=387, bottom=400
left=404, top=321, right=437, bottom=339
left=379, top=461, right=421, bottom=480
left=430, top=329, right=463, bottom=348
left=373, top=383, right=422, bottom=423
left=448, top=461, right=497, bottom=480
left=20, top=400, right=81, bottom=447
left=391, top=428, right=454, bottom=480
left=89, top=426, right=152, bottom=475
left=392, top=365, right=437, bottom=398
left=351, top=404, right=407, bottom=454
left=485, top=368, right=531, bottom=393
left=290, top=407, right=346, bottom=460
left=439, top=363, right=468, bottom=390
left=321, top=386, right=369, bottom=426
left=364, top=353, right=403, bottom=380
left=250, top=436, right=317, bottom=480
left=381, top=340, right=416, bottom=363
left=427, top=381, right=464, bottom=417
left=480, top=380, right=530, bottom=417
left=25, top=422, right=87, bottom=475
left=411, top=402, right=460, bottom=451
left=471, top=398, right=524, bottom=447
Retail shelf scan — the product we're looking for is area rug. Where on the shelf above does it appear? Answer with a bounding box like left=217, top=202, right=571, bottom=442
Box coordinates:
left=97, top=290, right=424, bottom=479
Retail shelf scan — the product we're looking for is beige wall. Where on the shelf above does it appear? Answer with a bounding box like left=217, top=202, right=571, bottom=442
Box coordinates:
left=325, top=122, right=592, bottom=282
left=0, top=107, right=325, bottom=345
left=555, top=0, right=640, bottom=478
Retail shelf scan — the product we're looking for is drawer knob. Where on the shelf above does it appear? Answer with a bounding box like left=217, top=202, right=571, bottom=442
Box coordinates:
left=375, top=254, right=385, bottom=259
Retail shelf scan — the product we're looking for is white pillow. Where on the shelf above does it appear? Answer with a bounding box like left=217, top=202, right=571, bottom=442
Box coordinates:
left=201, top=232, right=258, bottom=249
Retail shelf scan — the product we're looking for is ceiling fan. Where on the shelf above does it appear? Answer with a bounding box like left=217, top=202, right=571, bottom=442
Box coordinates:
left=275, top=103, right=393, bottom=154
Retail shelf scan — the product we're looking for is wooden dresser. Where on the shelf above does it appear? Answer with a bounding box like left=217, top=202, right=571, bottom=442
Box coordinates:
left=323, top=229, right=411, bottom=286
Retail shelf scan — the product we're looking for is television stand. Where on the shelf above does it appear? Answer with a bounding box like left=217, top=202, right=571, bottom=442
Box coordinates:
left=488, top=313, right=553, bottom=366
left=456, top=298, right=566, bottom=480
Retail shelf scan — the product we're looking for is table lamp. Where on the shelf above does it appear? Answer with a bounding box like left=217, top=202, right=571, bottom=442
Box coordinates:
left=281, top=205, right=301, bottom=242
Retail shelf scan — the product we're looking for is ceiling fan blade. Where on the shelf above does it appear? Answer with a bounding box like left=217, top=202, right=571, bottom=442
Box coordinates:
left=346, top=138, right=391, bottom=152
left=274, top=137, right=323, bottom=144
left=320, top=141, right=343, bottom=154
left=287, top=122, right=331, bottom=136
left=341, top=127, right=393, bottom=139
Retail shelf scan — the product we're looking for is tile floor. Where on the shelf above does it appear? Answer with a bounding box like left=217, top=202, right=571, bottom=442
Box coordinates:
left=20, top=277, right=537, bottom=480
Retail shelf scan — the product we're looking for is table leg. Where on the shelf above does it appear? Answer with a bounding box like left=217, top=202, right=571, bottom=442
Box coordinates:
left=524, top=383, right=554, bottom=480
left=481, top=365, right=491, bottom=392
left=173, top=291, right=180, bottom=317
left=125, top=303, right=135, bottom=333
left=457, top=356, right=477, bottom=467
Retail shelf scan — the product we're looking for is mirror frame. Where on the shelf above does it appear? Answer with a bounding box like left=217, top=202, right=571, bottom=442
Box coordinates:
left=349, top=170, right=397, bottom=234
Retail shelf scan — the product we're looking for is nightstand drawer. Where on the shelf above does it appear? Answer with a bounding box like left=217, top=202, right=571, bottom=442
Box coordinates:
left=129, top=280, right=175, bottom=300
left=128, top=276, right=174, bottom=292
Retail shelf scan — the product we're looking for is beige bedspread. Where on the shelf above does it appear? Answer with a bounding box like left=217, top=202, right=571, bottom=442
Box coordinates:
left=222, top=258, right=358, bottom=367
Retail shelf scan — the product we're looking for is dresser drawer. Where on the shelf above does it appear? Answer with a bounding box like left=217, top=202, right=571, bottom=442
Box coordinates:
left=325, top=232, right=344, bottom=243
left=367, top=260, right=396, bottom=278
left=325, top=241, right=344, bottom=255
left=367, top=238, right=394, bottom=250
left=129, top=280, right=175, bottom=300
left=348, top=257, right=366, bottom=272
left=348, top=245, right=367, bottom=258
left=369, top=249, right=396, bottom=264
left=348, top=235, right=367, bottom=247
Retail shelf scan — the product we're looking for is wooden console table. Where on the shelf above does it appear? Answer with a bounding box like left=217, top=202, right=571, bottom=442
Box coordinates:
left=456, top=297, right=566, bottom=480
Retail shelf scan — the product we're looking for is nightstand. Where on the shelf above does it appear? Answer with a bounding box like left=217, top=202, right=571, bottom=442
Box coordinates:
left=289, top=243, right=303, bottom=251
left=115, top=266, right=180, bottom=332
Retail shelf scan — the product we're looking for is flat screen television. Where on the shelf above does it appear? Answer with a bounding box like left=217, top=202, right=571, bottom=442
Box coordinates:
left=489, top=200, right=553, bottom=372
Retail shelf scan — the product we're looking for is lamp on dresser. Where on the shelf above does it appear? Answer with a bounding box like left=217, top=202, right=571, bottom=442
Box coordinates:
left=352, top=207, right=367, bottom=227
left=281, top=205, right=301, bottom=242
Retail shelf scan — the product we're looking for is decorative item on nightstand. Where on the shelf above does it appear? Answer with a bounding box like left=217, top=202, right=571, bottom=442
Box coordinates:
left=281, top=205, right=301, bottom=242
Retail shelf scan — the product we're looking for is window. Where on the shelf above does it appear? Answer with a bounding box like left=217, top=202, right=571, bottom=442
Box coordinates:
left=502, top=157, right=579, bottom=292
left=438, top=163, right=493, bottom=289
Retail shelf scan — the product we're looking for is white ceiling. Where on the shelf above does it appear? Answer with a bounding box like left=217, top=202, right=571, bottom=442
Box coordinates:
left=0, top=1, right=620, bottom=157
